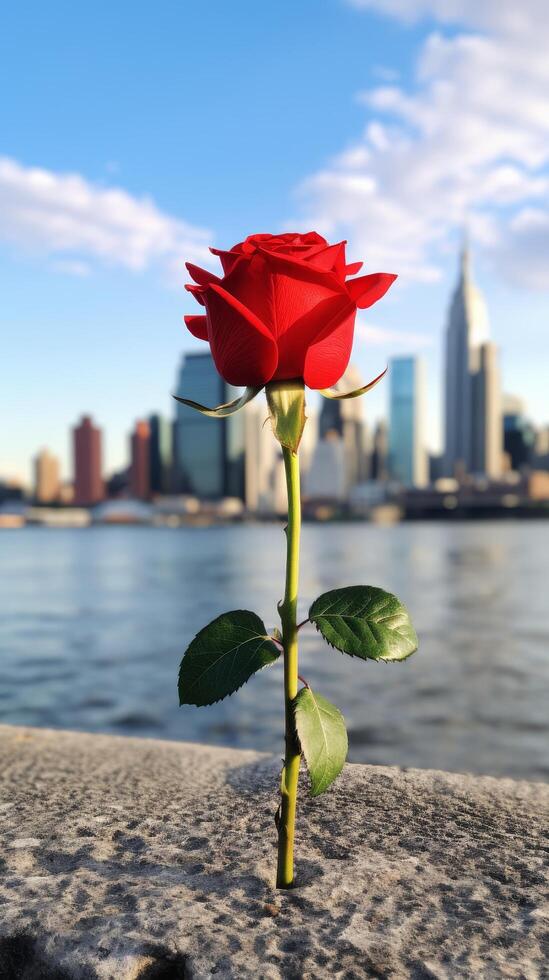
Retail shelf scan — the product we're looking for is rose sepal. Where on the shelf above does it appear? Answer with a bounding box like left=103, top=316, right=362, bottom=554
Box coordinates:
left=172, top=385, right=262, bottom=418
left=319, top=366, right=388, bottom=400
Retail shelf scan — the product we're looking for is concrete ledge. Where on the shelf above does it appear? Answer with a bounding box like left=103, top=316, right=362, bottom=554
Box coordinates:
left=0, top=725, right=547, bottom=979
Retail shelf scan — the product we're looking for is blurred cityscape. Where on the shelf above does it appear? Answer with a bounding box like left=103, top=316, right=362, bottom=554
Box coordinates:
left=2, top=243, right=549, bottom=528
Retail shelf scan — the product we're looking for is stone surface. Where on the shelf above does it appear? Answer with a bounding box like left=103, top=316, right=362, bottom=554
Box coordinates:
left=0, top=724, right=547, bottom=979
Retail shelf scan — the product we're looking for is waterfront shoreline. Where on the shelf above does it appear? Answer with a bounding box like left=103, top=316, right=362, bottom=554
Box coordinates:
left=2, top=521, right=548, bottom=782
left=2, top=508, right=549, bottom=530
left=1, top=724, right=547, bottom=978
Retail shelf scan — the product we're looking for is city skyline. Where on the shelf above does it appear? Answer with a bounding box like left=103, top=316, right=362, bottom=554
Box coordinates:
left=2, top=1, right=549, bottom=484
left=6, top=327, right=549, bottom=520
left=4, top=245, right=547, bottom=488
left=7, top=243, right=548, bottom=497
left=444, top=244, right=503, bottom=479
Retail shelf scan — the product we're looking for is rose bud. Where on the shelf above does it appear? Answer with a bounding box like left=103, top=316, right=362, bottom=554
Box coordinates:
left=184, top=232, right=396, bottom=391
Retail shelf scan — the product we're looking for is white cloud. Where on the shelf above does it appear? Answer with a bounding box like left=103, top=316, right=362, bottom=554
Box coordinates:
left=0, top=157, right=212, bottom=278
left=494, top=208, right=549, bottom=290
left=345, top=0, right=547, bottom=37
left=296, top=2, right=549, bottom=289
left=52, top=259, right=92, bottom=278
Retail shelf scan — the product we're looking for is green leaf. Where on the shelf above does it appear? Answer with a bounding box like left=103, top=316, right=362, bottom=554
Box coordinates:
left=319, top=366, right=387, bottom=400
left=173, top=385, right=262, bottom=418
left=294, top=688, right=348, bottom=797
left=179, top=610, right=280, bottom=706
left=309, top=585, right=418, bottom=662
left=265, top=380, right=306, bottom=452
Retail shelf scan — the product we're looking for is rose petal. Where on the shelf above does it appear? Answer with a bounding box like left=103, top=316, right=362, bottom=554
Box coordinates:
left=270, top=243, right=320, bottom=254
left=244, top=233, right=277, bottom=247
left=347, top=272, right=397, bottom=309
left=204, top=283, right=278, bottom=387
left=184, top=315, right=208, bottom=341
left=257, top=246, right=345, bottom=293
left=345, top=261, right=363, bottom=276
left=256, top=249, right=347, bottom=336
left=307, top=242, right=347, bottom=275
left=222, top=251, right=276, bottom=334
left=295, top=231, right=327, bottom=246
left=249, top=232, right=326, bottom=249
left=303, top=302, right=357, bottom=389
left=185, top=283, right=207, bottom=306
left=185, top=263, right=221, bottom=287
left=256, top=251, right=348, bottom=346
left=209, top=247, right=243, bottom=275
left=273, top=293, right=353, bottom=381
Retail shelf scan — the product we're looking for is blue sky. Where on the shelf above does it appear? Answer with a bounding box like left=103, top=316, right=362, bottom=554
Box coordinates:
left=2, top=0, right=548, bottom=482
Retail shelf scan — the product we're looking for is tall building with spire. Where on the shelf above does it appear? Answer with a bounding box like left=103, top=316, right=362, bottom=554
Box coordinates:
left=444, top=244, right=502, bottom=478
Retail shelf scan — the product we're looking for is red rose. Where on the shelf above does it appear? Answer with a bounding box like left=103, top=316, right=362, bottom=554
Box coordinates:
left=184, top=232, right=396, bottom=390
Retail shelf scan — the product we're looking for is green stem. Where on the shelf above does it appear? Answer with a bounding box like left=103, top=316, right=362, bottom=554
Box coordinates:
left=276, top=446, right=301, bottom=889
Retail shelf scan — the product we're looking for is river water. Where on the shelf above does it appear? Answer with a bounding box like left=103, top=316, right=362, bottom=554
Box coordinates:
left=0, top=521, right=547, bottom=781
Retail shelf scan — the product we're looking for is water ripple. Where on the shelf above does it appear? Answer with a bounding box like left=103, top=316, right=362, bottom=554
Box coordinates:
left=0, top=521, right=547, bottom=781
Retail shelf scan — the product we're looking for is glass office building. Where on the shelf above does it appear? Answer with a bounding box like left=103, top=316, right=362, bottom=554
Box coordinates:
left=149, top=414, right=173, bottom=494
left=388, top=356, right=428, bottom=487
left=173, top=352, right=245, bottom=499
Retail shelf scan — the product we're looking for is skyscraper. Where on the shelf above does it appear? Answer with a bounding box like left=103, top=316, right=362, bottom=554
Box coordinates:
left=388, top=357, right=428, bottom=487
left=173, top=352, right=245, bottom=499
left=535, top=426, right=549, bottom=458
left=503, top=395, right=535, bottom=472
left=149, top=414, right=172, bottom=494
left=73, top=416, right=104, bottom=506
left=305, top=435, right=347, bottom=501
left=130, top=420, right=151, bottom=500
left=470, top=342, right=503, bottom=478
left=299, top=410, right=319, bottom=483
left=371, top=420, right=389, bottom=482
left=34, top=448, right=60, bottom=503
left=244, top=403, right=276, bottom=512
left=317, top=364, right=369, bottom=491
left=444, top=245, right=502, bottom=478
